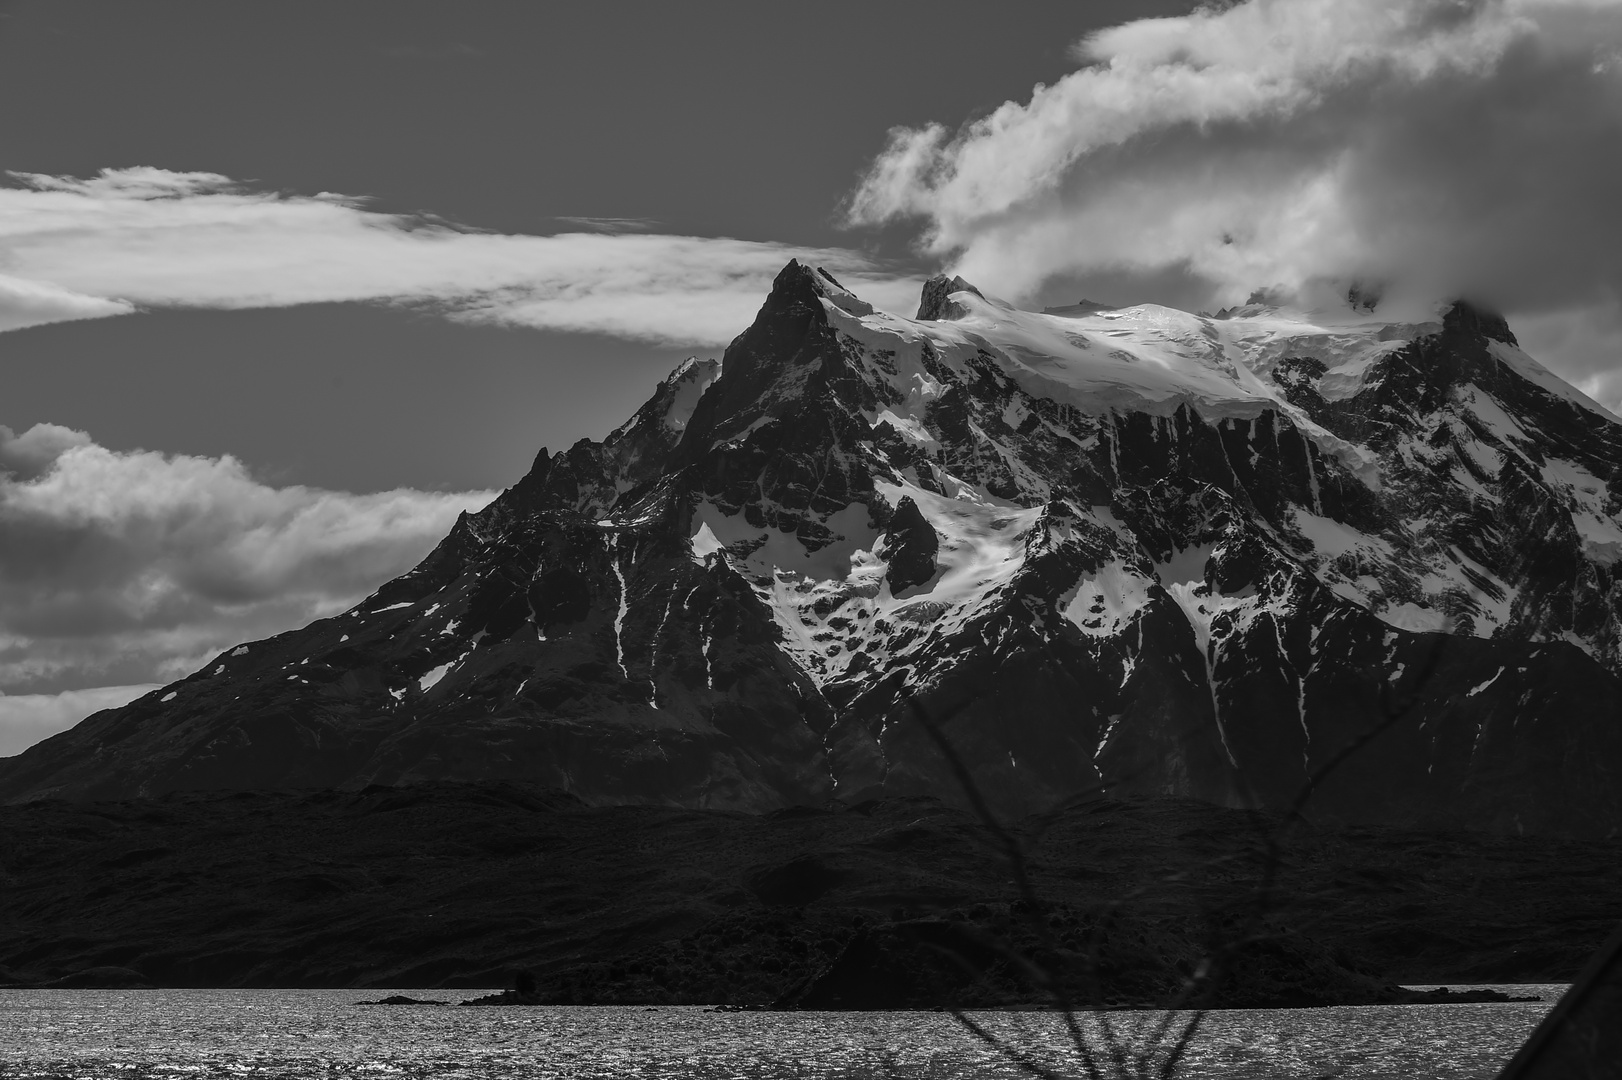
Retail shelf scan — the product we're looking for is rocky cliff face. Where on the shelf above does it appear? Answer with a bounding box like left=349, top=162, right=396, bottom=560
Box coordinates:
left=5, top=262, right=1621, bottom=834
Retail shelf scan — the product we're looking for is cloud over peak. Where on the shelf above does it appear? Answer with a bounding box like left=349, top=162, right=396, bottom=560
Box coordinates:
left=848, top=0, right=1622, bottom=315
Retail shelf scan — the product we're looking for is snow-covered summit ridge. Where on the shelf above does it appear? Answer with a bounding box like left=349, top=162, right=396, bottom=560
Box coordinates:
left=656, top=262, right=1622, bottom=671
left=827, top=273, right=1604, bottom=427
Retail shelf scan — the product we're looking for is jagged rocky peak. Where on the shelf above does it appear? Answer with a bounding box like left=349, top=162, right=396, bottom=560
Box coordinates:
left=1441, top=299, right=1517, bottom=346
left=615, top=356, right=722, bottom=438
left=916, top=273, right=985, bottom=320
left=767, top=259, right=874, bottom=319
left=7, top=257, right=1622, bottom=838
left=665, top=260, right=886, bottom=459
left=502, top=354, right=727, bottom=517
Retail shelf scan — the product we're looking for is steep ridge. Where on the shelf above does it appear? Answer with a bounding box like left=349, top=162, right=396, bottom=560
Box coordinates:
left=4, top=262, right=1621, bottom=834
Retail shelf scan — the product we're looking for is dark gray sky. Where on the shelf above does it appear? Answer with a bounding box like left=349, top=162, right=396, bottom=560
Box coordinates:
left=0, top=0, right=1191, bottom=493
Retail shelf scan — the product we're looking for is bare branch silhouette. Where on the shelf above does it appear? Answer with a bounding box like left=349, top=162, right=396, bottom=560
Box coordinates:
left=890, top=609, right=1456, bottom=1079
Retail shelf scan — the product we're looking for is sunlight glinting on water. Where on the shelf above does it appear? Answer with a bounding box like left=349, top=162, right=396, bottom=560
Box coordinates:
left=0, top=987, right=1565, bottom=1079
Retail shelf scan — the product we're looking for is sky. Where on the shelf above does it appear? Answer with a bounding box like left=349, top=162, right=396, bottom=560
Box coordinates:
left=2, top=0, right=1620, bottom=753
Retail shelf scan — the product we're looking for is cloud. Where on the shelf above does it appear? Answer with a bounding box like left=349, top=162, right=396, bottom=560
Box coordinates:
left=0, top=422, right=92, bottom=480
left=0, top=423, right=495, bottom=699
left=0, top=272, right=133, bottom=332
left=847, top=0, right=1622, bottom=323
left=0, top=684, right=159, bottom=758
left=553, top=216, right=661, bottom=234
left=0, top=169, right=908, bottom=347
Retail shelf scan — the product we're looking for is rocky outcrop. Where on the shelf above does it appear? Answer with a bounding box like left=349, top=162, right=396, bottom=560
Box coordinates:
left=916, top=274, right=983, bottom=320
left=878, top=496, right=938, bottom=592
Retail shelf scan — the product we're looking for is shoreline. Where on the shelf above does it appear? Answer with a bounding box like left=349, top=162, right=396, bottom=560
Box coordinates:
left=3, top=983, right=1557, bottom=1009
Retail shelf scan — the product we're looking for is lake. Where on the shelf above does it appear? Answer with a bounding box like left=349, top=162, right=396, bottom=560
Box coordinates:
left=0, top=986, right=1564, bottom=1079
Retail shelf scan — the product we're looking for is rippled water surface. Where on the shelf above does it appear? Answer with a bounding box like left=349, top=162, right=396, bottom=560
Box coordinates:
left=0, top=986, right=1563, bottom=1079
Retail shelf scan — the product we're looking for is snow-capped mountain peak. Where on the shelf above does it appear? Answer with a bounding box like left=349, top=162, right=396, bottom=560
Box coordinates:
left=7, top=261, right=1621, bottom=837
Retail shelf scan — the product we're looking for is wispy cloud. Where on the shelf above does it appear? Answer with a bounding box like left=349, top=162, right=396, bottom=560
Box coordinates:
left=0, top=168, right=905, bottom=346
left=0, top=422, right=495, bottom=703
left=553, top=216, right=661, bottom=234
left=848, top=0, right=1622, bottom=329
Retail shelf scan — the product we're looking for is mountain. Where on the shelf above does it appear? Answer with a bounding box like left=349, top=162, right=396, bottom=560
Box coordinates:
left=5, top=262, right=1622, bottom=834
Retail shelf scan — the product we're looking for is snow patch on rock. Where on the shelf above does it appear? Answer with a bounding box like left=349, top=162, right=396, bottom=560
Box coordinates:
left=1542, top=457, right=1622, bottom=564
left=418, top=662, right=453, bottom=693
left=1062, top=562, right=1153, bottom=638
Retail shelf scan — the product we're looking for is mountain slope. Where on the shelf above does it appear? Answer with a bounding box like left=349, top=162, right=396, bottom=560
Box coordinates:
left=5, top=262, right=1621, bottom=834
